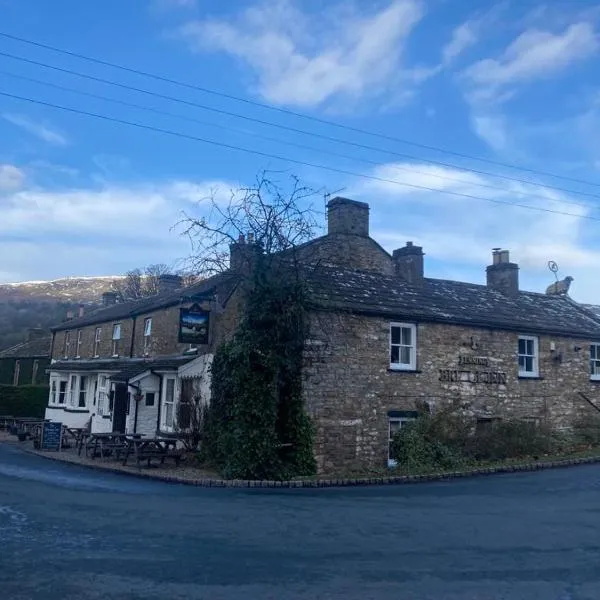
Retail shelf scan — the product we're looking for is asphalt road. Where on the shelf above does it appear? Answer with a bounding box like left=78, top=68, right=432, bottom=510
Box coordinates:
left=1, top=445, right=600, bottom=600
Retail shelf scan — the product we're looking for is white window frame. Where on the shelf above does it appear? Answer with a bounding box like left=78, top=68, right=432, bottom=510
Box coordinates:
left=76, top=330, right=83, bottom=358
left=63, top=331, right=71, bottom=359
left=58, top=379, right=67, bottom=405
left=68, top=375, right=77, bottom=406
left=518, top=335, right=539, bottom=378
left=13, top=360, right=20, bottom=386
left=143, top=318, right=152, bottom=355
left=94, top=327, right=101, bottom=358
left=389, top=323, right=417, bottom=371
left=78, top=375, right=88, bottom=408
left=50, top=379, right=57, bottom=405
left=160, top=377, right=177, bottom=432
left=97, top=374, right=109, bottom=416
left=590, top=344, right=600, bottom=381
left=388, top=416, right=416, bottom=467
left=112, top=323, right=121, bottom=357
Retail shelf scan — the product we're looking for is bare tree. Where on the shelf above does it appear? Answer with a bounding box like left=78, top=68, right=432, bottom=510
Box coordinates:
left=112, top=264, right=174, bottom=301
left=178, top=171, right=323, bottom=276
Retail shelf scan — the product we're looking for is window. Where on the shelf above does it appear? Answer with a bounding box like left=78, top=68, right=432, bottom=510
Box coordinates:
left=63, top=331, right=71, bottom=358
left=145, top=392, right=155, bottom=407
left=97, top=375, right=108, bottom=415
left=518, top=335, right=539, bottom=377
left=12, top=360, right=20, bottom=386
left=68, top=375, right=77, bottom=405
left=161, top=378, right=176, bottom=431
left=94, top=327, right=101, bottom=357
left=78, top=376, right=88, bottom=408
left=388, top=416, right=416, bottom=467
left=50, top=380, right=57, bottom=404
left=31, top=360, right=39, bottom=385
left=591, top=344, right=600, bottom=380
left=58, top=381, right=67, bottom=404
left=389, top=323, right=417, bottom=370
left=143, top=318, right=152, bottom=355
left=76, top=330, right=83, bottom=358
left=112, top=323, right=121, bottom=357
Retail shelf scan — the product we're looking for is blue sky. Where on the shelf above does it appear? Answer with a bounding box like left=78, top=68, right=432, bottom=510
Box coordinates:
left=1, top=0, right=600, bottom=301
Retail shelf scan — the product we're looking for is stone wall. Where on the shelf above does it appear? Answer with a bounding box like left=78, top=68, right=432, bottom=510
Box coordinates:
left=52, top=319, right=135, bottom=360
left=302, top=311, right=600, bottom=473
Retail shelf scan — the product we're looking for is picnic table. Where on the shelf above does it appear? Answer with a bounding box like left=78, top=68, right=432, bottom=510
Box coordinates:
left=83, top=432, right=129, bottom=459
left=0, top=415, right=15, bottom=431
left=121, top=436, right=184, bottom=468
left=61, top=426, right=88, bottom=449
left=15, top=418, right=48, bottom=440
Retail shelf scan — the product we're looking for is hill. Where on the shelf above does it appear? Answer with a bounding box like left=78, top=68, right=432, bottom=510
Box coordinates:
left=0, top=276, right=123, bottom=351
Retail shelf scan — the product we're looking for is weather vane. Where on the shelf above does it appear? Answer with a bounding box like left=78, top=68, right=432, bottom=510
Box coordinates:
left=548, top=260, right=559, bottom=283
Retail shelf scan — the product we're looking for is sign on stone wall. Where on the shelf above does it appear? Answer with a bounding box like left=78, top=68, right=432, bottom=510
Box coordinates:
left=178, top=305, right=210, bottom=345
left=439, top=355, right=507, bottom=385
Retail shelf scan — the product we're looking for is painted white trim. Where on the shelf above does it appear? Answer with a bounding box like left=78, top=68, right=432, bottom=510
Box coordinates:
left=389, top=322, right=417, bottom=371
left=518, top=335, right=539, bottom=377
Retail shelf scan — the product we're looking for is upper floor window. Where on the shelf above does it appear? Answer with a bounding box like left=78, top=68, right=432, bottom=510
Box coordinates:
left=143, top=318, right=152, bottom=355
left=94, top=327, right=102, bottom=357
left=518, top=335, right=539, bottom=378
left=13, top=360, right=20, bottom=386
left=76, top=330, right=83, bottom=358
left=63, top=331, right=71, bottom=358
left=31, top=360, right=39, bottom=385
left=389, top=323, right=417, bottom=371
left=112, top=323, right=121, bottom=357
left=591, top=344, right=600, bottom=381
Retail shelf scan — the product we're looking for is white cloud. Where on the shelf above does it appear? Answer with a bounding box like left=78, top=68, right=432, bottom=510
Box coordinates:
left=3, top=113, right=69, bottom=146
left=353, top=161, right=600, bottom=301
left=463, top=22, right=599, bottom=103
left=0, top=177, right=235, bottom=282
left=178, top=0, right=424, bottom=108
left=0, top=164, right=25, bottom=191
left=442, top=21, right=479, bottom=66
left=471, top=114, right=509, bottom=152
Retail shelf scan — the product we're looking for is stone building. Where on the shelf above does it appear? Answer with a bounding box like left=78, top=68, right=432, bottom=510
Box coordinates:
left=0, top=329, right=51, bottom=386
left=44, top=197, right=600, bottom=474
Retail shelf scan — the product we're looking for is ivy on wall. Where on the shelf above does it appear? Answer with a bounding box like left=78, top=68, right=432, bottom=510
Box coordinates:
left=203, top=264, right=316, bottom=480
left=0, top=385, right=49, bottom=418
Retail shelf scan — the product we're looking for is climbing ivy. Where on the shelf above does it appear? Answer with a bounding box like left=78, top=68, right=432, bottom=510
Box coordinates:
left=203, top=262, right=316, bottom=480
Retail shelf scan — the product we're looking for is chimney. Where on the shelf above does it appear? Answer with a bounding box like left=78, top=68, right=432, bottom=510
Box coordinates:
left=393, top=241, right=424, bottom=285
left=229, top=233, right=259, bottom=273
left=157, top=273, right=183, bottom=294
left=27, top=327, right=46, bottom=342
left=102, top=291, right=118, bottom=306
left=486, top=248, right=519, bottom=295
left=327, top=197, right=369, bottom=237
left=78, top=304, right=85, bottom=318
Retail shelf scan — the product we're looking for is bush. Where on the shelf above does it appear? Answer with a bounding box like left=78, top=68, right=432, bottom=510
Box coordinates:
left=572, top=415, right=600, bottom=446
left=471, top=420, right=553, bottom=461
left=0, top=385, right=49, bottom=418
left=390, top=404, right=559, bottom=472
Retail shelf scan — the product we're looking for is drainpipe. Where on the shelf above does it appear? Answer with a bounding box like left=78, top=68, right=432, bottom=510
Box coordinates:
left=49, top=331, right=56, bottom=360
left=152, top=369, right=162, bottom=435
left=129, top=382, right=142, bottom=434
left=129, top=316, right=137, bottom=358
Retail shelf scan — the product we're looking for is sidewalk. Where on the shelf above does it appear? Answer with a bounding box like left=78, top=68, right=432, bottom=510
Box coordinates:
left=3, top=431, right=600, bottom=488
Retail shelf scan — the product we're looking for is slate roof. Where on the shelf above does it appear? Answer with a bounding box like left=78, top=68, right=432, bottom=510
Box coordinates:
left=303, top=265, right=600, bottom=339
left=0, top=336, right=52, bottom=359
left=49, top=355, right=196, bottom=382
left=51, top=272, right=239, bottom=331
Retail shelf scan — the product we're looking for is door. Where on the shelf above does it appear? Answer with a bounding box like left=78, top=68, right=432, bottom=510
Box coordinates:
left=112, top=383, right=128, bottom=433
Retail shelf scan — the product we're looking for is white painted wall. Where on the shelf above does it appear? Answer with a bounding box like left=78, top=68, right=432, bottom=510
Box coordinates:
left=126, top=373, right=160, bottom=436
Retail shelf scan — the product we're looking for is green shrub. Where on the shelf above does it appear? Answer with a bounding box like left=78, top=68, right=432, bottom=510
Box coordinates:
left=572, top=415, right=600, bottom=446
left=0, top=385, right=49, bottom=418
left=471, top=420, right=553, bottom=461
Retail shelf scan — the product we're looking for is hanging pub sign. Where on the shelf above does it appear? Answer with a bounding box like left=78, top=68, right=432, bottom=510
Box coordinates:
left=178, top=304, right=210, bottom=345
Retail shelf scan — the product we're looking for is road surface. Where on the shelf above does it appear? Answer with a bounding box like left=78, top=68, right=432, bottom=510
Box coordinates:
left=1, top=443, right=600, bottom=599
